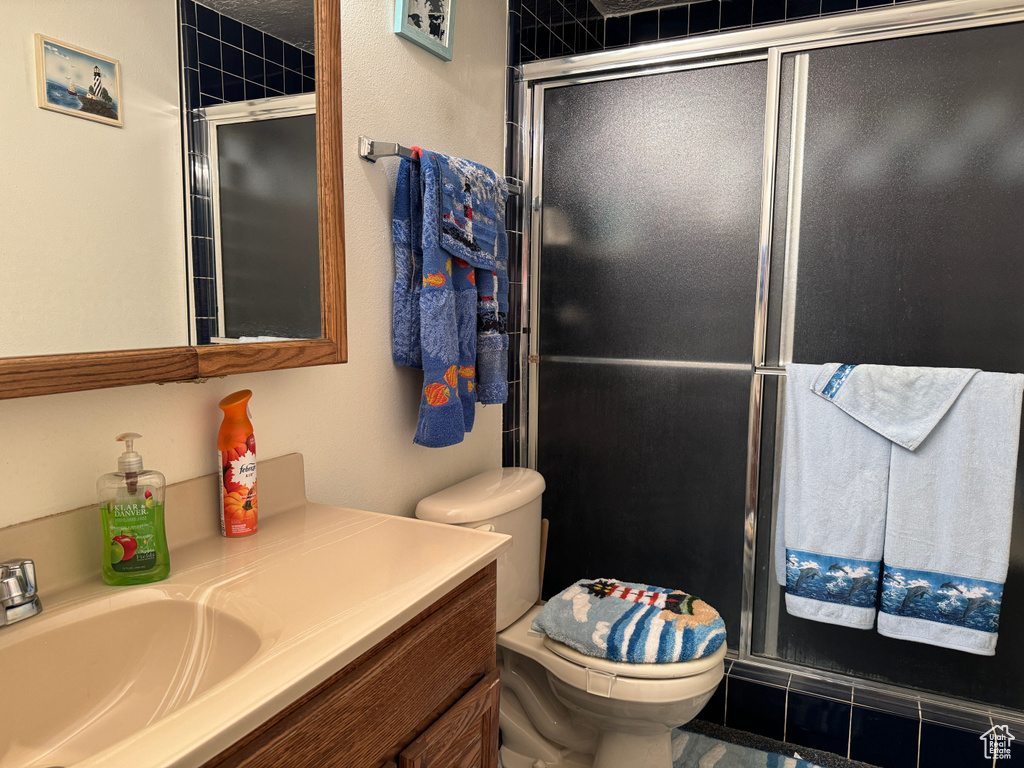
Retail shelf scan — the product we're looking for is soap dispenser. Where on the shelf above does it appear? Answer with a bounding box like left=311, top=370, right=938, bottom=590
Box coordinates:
left=97, top=432, right=170, bottom=585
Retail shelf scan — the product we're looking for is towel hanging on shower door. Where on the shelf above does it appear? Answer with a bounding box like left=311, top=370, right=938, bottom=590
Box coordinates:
left=777, top=362, right=1024, bottom=655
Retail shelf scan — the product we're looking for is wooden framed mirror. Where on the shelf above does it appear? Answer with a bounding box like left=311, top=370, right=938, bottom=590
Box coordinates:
left=0, top=0, right=345, bottom=399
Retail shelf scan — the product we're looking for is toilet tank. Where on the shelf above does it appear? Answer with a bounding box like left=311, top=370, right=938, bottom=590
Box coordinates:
left=416, top=468, right=545, bottom=632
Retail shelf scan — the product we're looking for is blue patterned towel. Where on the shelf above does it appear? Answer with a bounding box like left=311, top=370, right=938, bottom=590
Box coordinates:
left=429, top=153, right=510, bottom=407
left=532, top=578, right=727, bottom=663
left=391, top=152, right=508, bottom=448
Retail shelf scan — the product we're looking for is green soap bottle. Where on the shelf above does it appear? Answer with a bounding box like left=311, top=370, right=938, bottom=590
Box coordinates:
left=97, top=432, right=170, bottom=585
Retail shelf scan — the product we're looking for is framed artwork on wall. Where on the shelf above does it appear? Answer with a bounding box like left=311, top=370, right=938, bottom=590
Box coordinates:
left=394, top=0, right=456, bottom=61
left=35, top=34, right=122, bottom=127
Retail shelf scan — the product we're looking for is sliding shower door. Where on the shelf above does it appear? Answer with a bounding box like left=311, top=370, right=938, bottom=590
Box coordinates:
left=532, top=60, right=767, bottom=646
left=754, top=22, right=1024, bottom=710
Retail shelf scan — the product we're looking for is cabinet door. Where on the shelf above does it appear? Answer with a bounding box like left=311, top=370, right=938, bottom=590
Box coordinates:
left=398, top=669, right=500, bottom=768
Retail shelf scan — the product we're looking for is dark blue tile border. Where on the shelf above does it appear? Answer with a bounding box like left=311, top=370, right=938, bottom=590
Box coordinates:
left=850, top=706, right=919, bottom=768
left=786, top=691, right=851, bottom=755
left=725, top=678, right=787, bottom=741
left=519, top=0, right=931, bottom=62
left=919, top=721, right=992, bottom=768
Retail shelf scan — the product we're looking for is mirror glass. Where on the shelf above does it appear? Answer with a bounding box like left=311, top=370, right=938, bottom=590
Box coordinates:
left=1, top=0, right=317, bottom=357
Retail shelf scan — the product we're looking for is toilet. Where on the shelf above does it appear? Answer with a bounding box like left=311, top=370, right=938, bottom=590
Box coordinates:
left=416, top=468, right=726, bottom=768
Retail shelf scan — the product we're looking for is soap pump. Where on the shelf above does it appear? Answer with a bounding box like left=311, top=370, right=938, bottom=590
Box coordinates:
left=97, top=432, right=170, bottom=585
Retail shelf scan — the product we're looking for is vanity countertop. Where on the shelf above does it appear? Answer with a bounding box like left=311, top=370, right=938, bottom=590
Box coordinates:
left=0, top=455, right=510, bottom=768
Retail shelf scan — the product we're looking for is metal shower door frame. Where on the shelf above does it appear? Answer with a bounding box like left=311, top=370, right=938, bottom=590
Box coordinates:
left=518, top=0, right=1024, bottom=718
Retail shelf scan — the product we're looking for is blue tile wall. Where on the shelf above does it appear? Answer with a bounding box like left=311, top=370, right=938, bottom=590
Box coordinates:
left=517, top=0, right=929, bottom=63
left=179, top=0, right=315, bottom=343
left=688, top=659, right=1024, bottom=765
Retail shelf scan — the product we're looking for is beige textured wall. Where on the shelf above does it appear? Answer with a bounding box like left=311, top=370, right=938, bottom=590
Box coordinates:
left=1, top=0, right=189, bottom=356
left=0, top=0, right=508, bottom=529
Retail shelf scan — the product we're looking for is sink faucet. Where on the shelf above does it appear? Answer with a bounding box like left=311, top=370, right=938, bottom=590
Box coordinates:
left=1, top=559, right=42, bottom=627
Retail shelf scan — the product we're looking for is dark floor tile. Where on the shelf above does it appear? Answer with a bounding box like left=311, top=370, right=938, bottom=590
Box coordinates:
left=604, top=15, right=629, bottom=47
left=850, top=706, right=919, bottom=768
left=857, top=0, right=894, bottom=7
left=753, top=0, right=787, bottom=24
left=630, top=10, right=659, bottom=44
left=301, top=49, right=316, bottom=78
left=302, top=76, right=315, bottom=93
left=659, top=7, right=688, bottom=39
left=720, top=0, right=753, bottom=28
left=725, top=678, right=786, bottom=741
left=585, top=17, right=604, bottom=49
left=688, top=1, right=721, bottom=35
left=182, top=0, right=196, bottom=27
left=786, top=691, right=851, bottom=756
left=919, top=721, right=992, bottom=768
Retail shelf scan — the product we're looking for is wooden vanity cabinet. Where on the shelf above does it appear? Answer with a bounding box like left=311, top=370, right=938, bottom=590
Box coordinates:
left=202, top=562, right=499, bottom=768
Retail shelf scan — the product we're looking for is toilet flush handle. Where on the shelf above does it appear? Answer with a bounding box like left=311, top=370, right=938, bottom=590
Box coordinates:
left=473, top=523, right=496, bottom=533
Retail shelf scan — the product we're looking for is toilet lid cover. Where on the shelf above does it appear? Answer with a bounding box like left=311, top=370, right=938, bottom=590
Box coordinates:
left=531, top=578, right=727, bottom=664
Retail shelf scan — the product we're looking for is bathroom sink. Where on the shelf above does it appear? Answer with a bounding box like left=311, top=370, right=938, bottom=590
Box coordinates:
left=0, top=592, right=261, bottom=768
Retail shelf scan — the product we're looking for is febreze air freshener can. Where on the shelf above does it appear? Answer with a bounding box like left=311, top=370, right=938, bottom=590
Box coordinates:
left=217, top=390, right=258, bottom=537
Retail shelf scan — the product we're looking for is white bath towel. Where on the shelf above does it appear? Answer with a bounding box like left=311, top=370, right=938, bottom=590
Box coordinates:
left=778, top=363, right=1023, bottom=654
left=776, top=364, right=892, bottom=629
left=838, top=369, right=1023, bottom=656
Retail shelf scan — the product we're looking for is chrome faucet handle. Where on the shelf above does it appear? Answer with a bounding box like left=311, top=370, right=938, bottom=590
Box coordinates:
left=0, top=559, right=38, bottom=607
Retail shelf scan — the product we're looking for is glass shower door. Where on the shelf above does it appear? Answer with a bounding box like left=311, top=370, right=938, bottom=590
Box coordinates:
left=756, top=21, right=1024, bottom=709
left=532, top=60, right=768, bottom=646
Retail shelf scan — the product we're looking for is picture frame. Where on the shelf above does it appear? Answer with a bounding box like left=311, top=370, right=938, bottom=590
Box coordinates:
left=394, top=0, right=456, bottom=62
left=35, top=34, right=122, bottom=127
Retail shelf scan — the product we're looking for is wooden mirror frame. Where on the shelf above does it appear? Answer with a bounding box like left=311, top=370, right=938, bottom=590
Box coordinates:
left=0, top=0, right=346, bottom=400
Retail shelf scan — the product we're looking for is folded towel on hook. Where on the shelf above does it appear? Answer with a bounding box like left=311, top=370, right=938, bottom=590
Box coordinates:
left=532, top=578, right=726, bottom=663
left=391, top=152, right=508, bottom=447
left=777, top=363, right=1024, bottom=654
left=428, top=152, right=510, bottom=416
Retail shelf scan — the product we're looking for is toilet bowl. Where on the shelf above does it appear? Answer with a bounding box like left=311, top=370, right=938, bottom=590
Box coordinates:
left=416, top=469, right=726, bottom=768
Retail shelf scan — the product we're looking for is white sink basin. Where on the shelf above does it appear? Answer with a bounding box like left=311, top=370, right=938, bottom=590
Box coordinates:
left=0, top=592, right=261, bottom=768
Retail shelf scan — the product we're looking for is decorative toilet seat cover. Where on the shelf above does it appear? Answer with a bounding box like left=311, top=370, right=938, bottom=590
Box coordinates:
left=531, top=578, right=727, bottom=665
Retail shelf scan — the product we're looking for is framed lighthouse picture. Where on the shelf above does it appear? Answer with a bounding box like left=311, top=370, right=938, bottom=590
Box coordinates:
left=35, top=35, right=122, bottom=127
left=394, top=0, right=456, bottom=61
